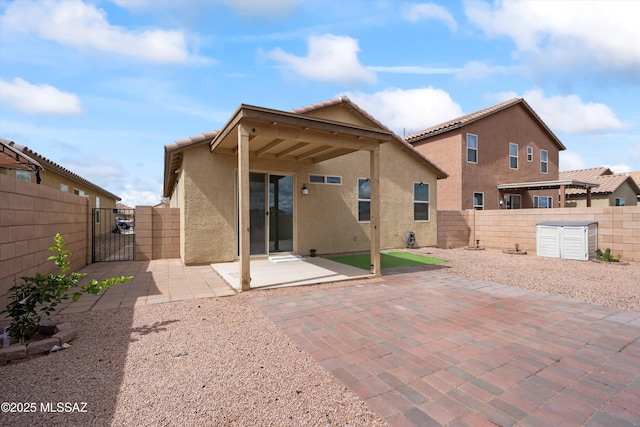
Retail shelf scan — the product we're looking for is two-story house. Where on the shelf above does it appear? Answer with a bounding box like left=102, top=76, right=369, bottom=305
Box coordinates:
left=405, top=98, right=568, bottom=210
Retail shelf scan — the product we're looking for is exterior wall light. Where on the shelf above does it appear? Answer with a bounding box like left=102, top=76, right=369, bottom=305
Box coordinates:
left=302, top=184, right=309, bottom=195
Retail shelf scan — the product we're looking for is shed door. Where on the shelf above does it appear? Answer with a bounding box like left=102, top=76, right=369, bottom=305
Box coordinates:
left=561, top=227, right=587, bottom=261
left=537, top=226, right=560, bottom=258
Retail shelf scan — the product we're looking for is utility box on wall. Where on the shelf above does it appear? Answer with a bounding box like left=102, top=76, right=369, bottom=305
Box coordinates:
left=536, top=221, right=598, bottom=261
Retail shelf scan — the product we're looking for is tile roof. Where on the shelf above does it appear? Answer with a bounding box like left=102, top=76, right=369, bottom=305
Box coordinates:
left=560, top=168, right=640, bottom=195
left=404, top=97, right=566, bottom=150
left=0, top=137, right=120, bottom=200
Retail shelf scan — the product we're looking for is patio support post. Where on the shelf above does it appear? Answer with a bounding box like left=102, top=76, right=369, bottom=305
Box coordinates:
left=586, top=187, right=592, bottom=207
left=560, top=185, right=566, bottom=208
left=370, top=145, right=381, bottom=277
left=238, top=124, right=251, bottom=291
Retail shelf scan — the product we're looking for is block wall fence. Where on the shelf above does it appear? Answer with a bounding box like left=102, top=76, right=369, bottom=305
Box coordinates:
left=1, top=173, right=180, bottom=308
left=437, top=206, right=640, bottom=262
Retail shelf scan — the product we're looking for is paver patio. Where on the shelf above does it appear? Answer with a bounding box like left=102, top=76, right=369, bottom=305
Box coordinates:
left=251, top=269, right=640, bottom=426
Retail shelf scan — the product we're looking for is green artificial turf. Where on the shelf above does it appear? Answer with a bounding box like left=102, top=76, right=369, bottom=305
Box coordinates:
left=329, top=251, right=447, bottom=270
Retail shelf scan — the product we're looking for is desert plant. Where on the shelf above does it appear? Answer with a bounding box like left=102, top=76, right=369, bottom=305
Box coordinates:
left=1, top=234, right=132, bottom=344
left=595, top=248, right=621, bottom=262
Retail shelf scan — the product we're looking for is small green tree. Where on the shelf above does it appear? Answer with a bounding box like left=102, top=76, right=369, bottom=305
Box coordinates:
left=1, top=234, right=132, bottom=344
left=595, top=248, right=621, bottom=262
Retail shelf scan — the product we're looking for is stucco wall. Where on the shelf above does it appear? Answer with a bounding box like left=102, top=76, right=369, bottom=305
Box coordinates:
left=3, top=168, right=117, bottom=209
left=437, top=206, right=640, bottom=262
left=412, top=103, right=561, bottom=210
left=177, top=140, right=440, bottom=264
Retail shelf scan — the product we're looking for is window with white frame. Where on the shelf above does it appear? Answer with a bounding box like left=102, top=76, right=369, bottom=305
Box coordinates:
left=527, top=146, right=533, bottom=162
left=534, top=196, right=552, bottom=208
left=73, top=189, right=85, bottom=196
left=540, top=149, right=548, bottom=174
left=467, top=133, right=478, bottom=163
left=309, top=174, right=341, bottom=185
left=509, top=143, right=518, bottom=169
left=504, top=194, right=521, bottom=209
left=414, top=182, right=429, bottom=221
left=96, top=196, right=100, bottom=209
left=615, top=198, right=625, bottom=206
left=473, top=192, right=484, bottom=210
left=357, top=178, right=370, bottom=222
left=60, top=184, right=69, bottom=192
left=16, top=170, right=31, bottom=182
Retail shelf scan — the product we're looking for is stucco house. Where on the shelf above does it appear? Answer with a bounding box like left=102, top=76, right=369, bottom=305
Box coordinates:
left=405, top=98, right=570, bottom=210
left=163, top=97, right=447, bottom=289
left=0, top=138, right=120, bottom=209
left=560, top=167, right=640, bottom=207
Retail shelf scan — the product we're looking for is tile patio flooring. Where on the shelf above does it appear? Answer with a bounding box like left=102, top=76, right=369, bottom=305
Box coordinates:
left=54, top=259, right=640, bottom=426
left=251, top=269, right=640, bottom=426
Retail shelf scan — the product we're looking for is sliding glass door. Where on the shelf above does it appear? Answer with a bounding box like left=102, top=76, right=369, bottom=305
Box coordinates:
left=248, top=173, right=293, bottom=255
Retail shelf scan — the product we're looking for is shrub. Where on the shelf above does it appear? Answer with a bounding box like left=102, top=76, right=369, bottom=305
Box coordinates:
left=1, top=234, right=132, bottom=344
left=595, top=248, right=621, bottom=262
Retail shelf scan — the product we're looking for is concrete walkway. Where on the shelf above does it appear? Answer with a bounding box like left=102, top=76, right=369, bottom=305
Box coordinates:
left=251, top=269, right=640, bottom=426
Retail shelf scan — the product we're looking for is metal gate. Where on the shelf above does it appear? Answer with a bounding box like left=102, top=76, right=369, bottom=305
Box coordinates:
left=92, top=208, right=135, bottom=262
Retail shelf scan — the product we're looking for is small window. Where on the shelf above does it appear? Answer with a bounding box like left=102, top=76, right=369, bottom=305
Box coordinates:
left=96, top=197, right=100, bottom=209
left=357, top=178, right=370, bottom=222
left=504, top=194, right=521, bottom=209
left=540, top=150, right=548, bottom=174
left=309, top=174, right=341, bottom=185
left=16, top=170, right=31, bottom=182
left=473, top=192, right=484, bottom=210
left=615, top=198, right=625, bottom=206
left=74, top=189, right=85, bottom=196
left=60, top=184, right=69, bottom=192
left=309, top=175, right=325, bottom=183
left=467, top=133, right=478, bottom=163
left=326, top=176, right=342, bottom=185
left=534, top=196, right=552, bottom=208
left=414, top=182, right=429, bottom=221
left=509, top=143, right=518, bottom=170
left=527, top=146, right=533, bottom=162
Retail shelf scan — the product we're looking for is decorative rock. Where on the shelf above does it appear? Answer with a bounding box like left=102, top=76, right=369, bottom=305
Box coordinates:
left=27, top=337, right=59, bottom=355
left=39, top=322, right=59, bottom=335
left=0, top=345, right=27, bottom=362
left=55, top=322, right=73, bottom=332
left=53, top=327, right=77, bottom=345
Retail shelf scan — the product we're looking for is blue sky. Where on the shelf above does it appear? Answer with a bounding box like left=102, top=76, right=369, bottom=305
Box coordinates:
left=1, top=0, right=638, bottom=206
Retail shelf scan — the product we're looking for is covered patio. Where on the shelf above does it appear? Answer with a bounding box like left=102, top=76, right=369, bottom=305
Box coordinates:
left=497, top=179, right=600, bottom=208
left=208, top=103, right=398, bottom=291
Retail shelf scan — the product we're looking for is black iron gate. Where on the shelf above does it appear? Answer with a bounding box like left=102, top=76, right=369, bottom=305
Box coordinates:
left=92, top=208, right=135, bottom=262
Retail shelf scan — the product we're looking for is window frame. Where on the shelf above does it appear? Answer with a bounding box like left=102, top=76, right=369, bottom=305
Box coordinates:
left=357, top=178, right=370, bottom=222
left=540, top=149, right=549, bottom=174
left=16, top=170, right=31, bottom=182
left=466, top=133, right=478, bottom=164
left=509, top=143, right=519, bottom=170
left=473, top=192, right=484, bottom=210
left=60, top=184, right=69, bottom=192
left=534, top=195, right=553, bottom=208
left=527, top=146, right=533, bottom=162
left=309, top=174, right=342, bottom=185
left=413, top=182, right=430, bottom=221
left=615, top=198, right=625, bottom=206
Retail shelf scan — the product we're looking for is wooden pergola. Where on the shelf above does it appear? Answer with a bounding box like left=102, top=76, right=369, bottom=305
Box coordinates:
left=208, top=104, right=397, bottom=291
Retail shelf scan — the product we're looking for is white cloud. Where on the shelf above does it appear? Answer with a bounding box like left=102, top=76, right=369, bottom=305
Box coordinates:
left=344, top=87, right=463, bottom=135
left=465, top=0, right=640, bottom=80
left=494, top=88, right=625, bottom=134
left=1, top=0, right=191, bottom=63
left=119, top=184, right=163, bottom=207
left=368, top=65, right=460, bottom=75
left=403, top=3, right=458, bottom=32
left=559, top=151, right=587, bottom=172
left=455, top=60, right=514, bottom=80
left=0, top=77, right=82, bottom=115
left=264, top=34, right=376, bottom=85
left=605, top=164, right=632, bottom=174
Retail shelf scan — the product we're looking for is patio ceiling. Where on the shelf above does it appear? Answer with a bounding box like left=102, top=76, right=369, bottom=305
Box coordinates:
left=209, top=104, right=396, bottom=160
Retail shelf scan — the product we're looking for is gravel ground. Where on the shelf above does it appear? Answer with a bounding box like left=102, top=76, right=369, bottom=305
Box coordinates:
left=1, top=248, right=638, bottom=426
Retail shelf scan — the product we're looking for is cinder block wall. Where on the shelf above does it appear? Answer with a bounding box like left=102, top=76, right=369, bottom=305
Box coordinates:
left=135, top=206, right=180, bottom=261
left=437, top=206, right=640, bottom=262
left=0, top=174, right=90, bottom=308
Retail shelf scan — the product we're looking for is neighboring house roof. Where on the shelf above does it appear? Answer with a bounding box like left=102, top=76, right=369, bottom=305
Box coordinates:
left=404, top=98, right=567, bottom=151
left=629, top=171, right=640, bottom=194
left=164, top=96, right=448, bottom=197
left=1, top=138, right=121, bottom=201
left=560, top=168, right=640, bottom=196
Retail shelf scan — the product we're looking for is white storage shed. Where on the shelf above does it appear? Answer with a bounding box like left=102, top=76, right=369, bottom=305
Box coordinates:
left=536, top=221, right=598, bottom=261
